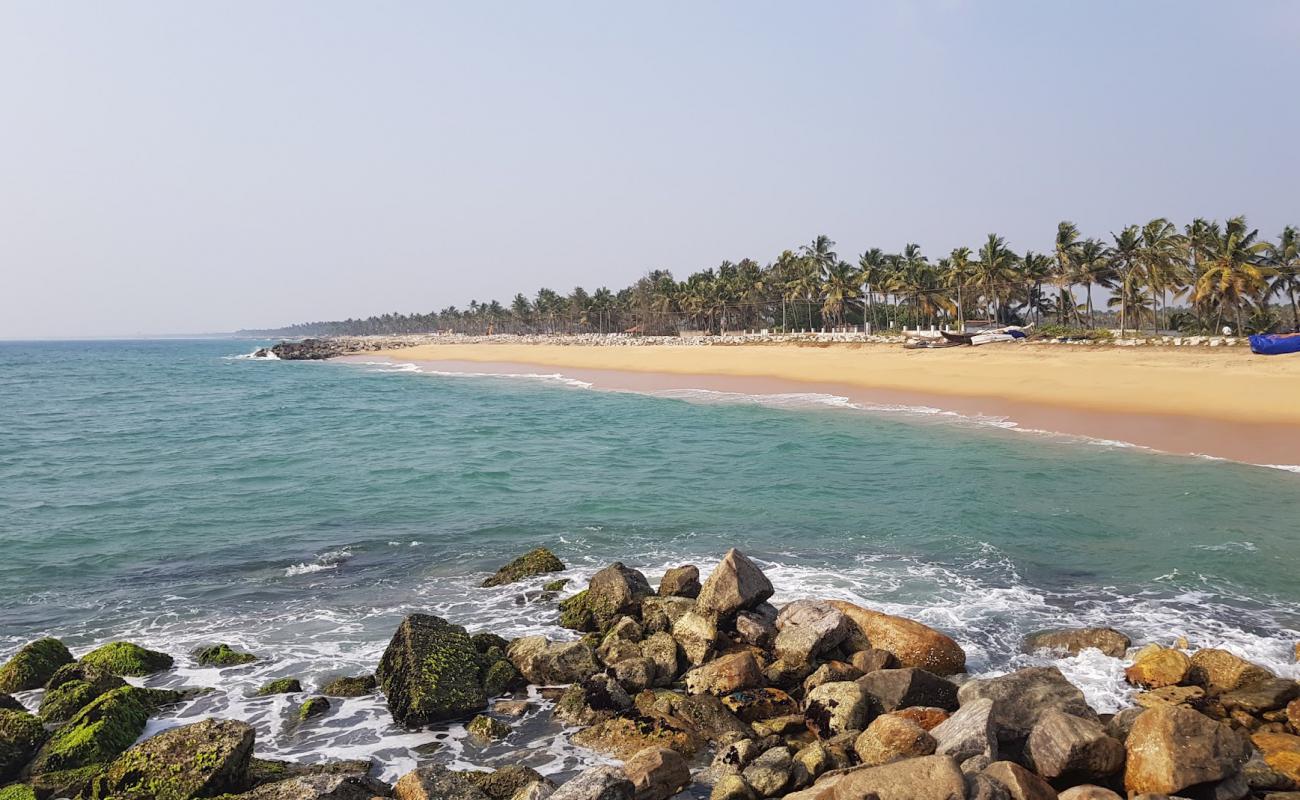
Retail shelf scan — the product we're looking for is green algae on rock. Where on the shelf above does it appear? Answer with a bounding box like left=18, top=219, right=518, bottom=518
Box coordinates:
left=38, top=664, right=127, bottom=723
left=25, top=685, right=179, bottom=778
left=320, top=674, right=376, bottom=698
left=0, top=697, right=22, bottom=713
left=0, top=710, right=47, bottom=782
left=256, top=679, right=302, bottom=696
left=297, top=697, right=331, bottom=721
left=480, top=548, right=565, bottom=588
left=466, top=714, right=510, bottom=744
left=543, top=578, right=570, bottom=592
left=0, top=639, right=73, bottom=694
left=78, top=642, right=174, bottom=677
left=192, top=644, right=258, bottom=668
left=87, top=718, right=255, bottom=800
left=0, top=783, right=37, bottom=800
left=376, top=614, right=489, bottom=727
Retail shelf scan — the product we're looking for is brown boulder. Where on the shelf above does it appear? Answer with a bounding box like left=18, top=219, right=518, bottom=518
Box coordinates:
left=571, top=716, right=700, bottom=759
left=982, top=761, right=1056, bottom=800
left=828, top=755, right=966, bottom=800
left=826, top=601, right=965, bottom=676
left=1251, top=732, right=1300, bottom=785
left=1023, top=627, right=1131, bottom=659
left=957, top=667, right=1096, bottom=743
left=774, top=601, right=848, bottom=663
left=1220, top=678, right=1300, bottom=715
left=672, top=611, right=719, bottom=666
left=848, top=649, right=897, bottom=675
left=696, top=549, right=774, bottom=618
left=1189, top=648, right=1274, bottom=692
left=722, top=688, right=799, bottom=724
left=684, top=652, right=762, bottom=696
left=804, top=662, right=863, bottom=694
left=658, top=566, right=701, bottom=599
left=890, top=707, right=949, bottom=731
left=853, top=715, right=937, bottom=766
left=1024, top=708, right=1124, bottom=782
left=1124, top=646, right=1192, bottom=689
left=623, top=746, right=690, bottom=800
left=1123, top=705, right=1251, bottom=794
left=1055, top=788, right=1121, bottom=800
left=804, top=681, right=869, bottom=738
left=858, top=668, right=958, bottom=714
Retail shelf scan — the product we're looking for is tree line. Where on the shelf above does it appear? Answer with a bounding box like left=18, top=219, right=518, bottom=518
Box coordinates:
left=244, top=217, right=1300, bottom=338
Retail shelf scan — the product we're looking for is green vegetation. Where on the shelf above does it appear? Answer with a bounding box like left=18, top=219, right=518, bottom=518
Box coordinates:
left=0, top=710, right=47, bottom=780
left=480, top=547, right=566, bottom=587
left=466, top=714, right=510, bottom=743
left=26, top=686, right=158, bottom=775
left=297, top=696, right=330, bottom=721
left=243, top=218, right=1300, bottom=338
left=79, top=642, right=173, bottom=677
left=255, top=678, right=302, bottom=696
left=0, top=638, right=73, bottom=693
left=0, top=783, right=37, bottom=800
left=191, top=644, right=257, bottom=668
left=319, top=674, right=376, bottom=697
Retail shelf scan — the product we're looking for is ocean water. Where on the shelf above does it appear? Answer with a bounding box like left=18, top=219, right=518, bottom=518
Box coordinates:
left=1, top=338, right=1298, bottom=780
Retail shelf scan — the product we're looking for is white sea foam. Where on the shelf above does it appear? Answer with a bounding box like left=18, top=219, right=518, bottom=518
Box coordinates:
left=284, top=548, right=352, bottom=577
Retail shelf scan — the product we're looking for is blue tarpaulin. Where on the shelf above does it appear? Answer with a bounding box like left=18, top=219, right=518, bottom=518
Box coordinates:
left=1249, top=334, right=1300, bottom=355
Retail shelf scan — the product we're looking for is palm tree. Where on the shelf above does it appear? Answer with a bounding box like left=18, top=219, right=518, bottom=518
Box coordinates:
left=1074, top=239, right=1113, bottom=328
left=1108, top=226, right=1142, bottom=336
left=1054, top=222, right=1081, bottom=326
left=975, top=234, right=1018, bottom=323
left=1267, top=226, right=1300, bottom=330
left=1020, top=251, right=1053, bottom=325
left=1137, top=218, right=1185, bottom=332
left=1193, top=216, right=1274, bottom=333
left=944, top=246, right=974, bottom=330
left=858, top=248, right=888, bottom=330
left=796, top=236, right=838, bottom=329
left=820, top=260, right=861, bottom=328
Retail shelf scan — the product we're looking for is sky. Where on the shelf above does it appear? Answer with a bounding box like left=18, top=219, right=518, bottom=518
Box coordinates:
left=2, top=1, right=1298, bottom=338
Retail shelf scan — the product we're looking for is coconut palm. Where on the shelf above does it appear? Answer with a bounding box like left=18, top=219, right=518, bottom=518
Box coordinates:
left=1137, top=218, right=1185, bottom=331
left=1266, top=226, right=1300, bottom=330
left=1108, top=227, right=1142, bottom=336
left=1193, top=217, right=1275, bottom=333
left=943, top=247, right=975, bottom=330
left=1074, top=239, right=1113, bottom=328
left=975, top=234, right=1018, bottom=322
left=1053, top=222, right=1082, bottom=326
left=820, top=260, right=862, bottom=328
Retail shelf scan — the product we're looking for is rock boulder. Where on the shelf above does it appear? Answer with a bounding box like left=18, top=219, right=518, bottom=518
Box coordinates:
left=376, top=614, right=488, bottom=726
left=696, top=550, right=774, bottom=618
left=0, top=638, right=73, bottom=693
left=86, top=718, right=255, bottom=800
left=826, top=601, right=966, bottom=676
left=482, top=548, right=566, bottom=587
left=1022, top=628, right=1130, bottom=659
left=1123, top=705, right=1251, bottom=794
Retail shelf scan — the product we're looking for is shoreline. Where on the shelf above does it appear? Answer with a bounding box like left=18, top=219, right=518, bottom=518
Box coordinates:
left=338, top=343, right=1300, bottom=468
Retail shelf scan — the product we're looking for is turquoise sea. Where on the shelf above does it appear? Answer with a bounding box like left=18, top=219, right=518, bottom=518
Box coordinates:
left=1, top=338, right=1298, bottom=778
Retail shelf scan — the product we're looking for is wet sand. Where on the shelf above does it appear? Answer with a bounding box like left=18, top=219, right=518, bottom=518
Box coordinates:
left=343, top=343, right=1300, bottom=467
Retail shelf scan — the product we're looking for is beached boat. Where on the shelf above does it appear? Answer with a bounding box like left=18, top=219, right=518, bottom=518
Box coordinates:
left=1249, top=333, right=1300, bottom=355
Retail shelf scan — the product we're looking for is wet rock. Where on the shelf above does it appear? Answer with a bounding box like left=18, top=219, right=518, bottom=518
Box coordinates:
left=1251, top=732, right=1300, bottom=786
left=1125, top=646, right=1192, bottom=689
left=659, top=566, right=701, bottom=599
left=395, top=765, right=491, bottom=800
left=1123, top=705, right=1251, bottom=794
left=242, top=773, right=391, bottom=800
left=742, top=746, right=790, bottom=797
left=494, top=699, right=532, bottom=717
left=722, top=688, right=799, bottom=724
left=1289, top=698, right=1300, bottom=731
left=790, top=741, right=832, bottom=788
left=639, top=633, right=681, bottom=687
left=848, top=649, right=897, bottom=675
left=804, top=662, right=863, bottom=694
left=571, top=716, right=700, bottom=759
left=299, top=696, right=331, bottom=720
left=246, top=757, right=374, bottom=788
left=37, top=663, right=126, bottom=722
left=192, top=643, right=258, bottom=667
left=1104, top=707, right=1144, bottom=743
left=555, top=675, right=631, bottom=726
left=612, top=658, right=656, bottom=694
left=859, top=668, right=959, bottom=715
left=967, top=773, right=1013, bottom=800
left=560, top=564, right=654, bottom=632
left=762, top=659, right=815, bottom=692
left=257, top=678, right=303, bottom=696
left=672, top=611, right=719, bottom=666
left=464, top=765, right=552, bottom=800
left=0, top=709, right=46, bottom=781
left=889, top=706, right=950, bottom=731
left=86, top=718, right=254, bottom=800
left=321, top=674, right=377, bottom=697
left=467, top=714, right=510, bottom=743
left=508, top=636, right=601, bottom=685
left=830, top=754, right=967, bottom=800
left=641, top=597, right=696, bottom=636
left=1056, top=787, right=1122, bottom=800
left=669, top=693, right=753, bottom=741
left=854, top=714, right=937, bottom=766
left=25, top=685, right=168, bottom=778
left=957, top=667, right=1097, bottom=743
left=1023, top=628, right=1131, bottom=659
left=624, top=746, right=689, bottom=800
left=1024, top=708, right=1125, bottom=783
left=804, top=681, right=869, bottom=738
left=79, top=641, right=174, bottom=676
left=826, top=601, right=966, bottom=676
left=1190, top=649, right=1274, bottom=693
left=750, top=714, right=805, bottom=737
left=482, top=659, right=522, bottom=697
left=773, top=601, right=847, bottom=664
left=1220, top=678, right=1300, bottom=715
left=931, top=697, right=999, bottom=763
left=685, top=652, right=762, bottom=696
left=549, top=766, right=634, bottom=800
left=377, top=614, right=488, bottom=726
left=982, top=761, right=1056, bottom=800
left=735, top=612, right=777, bottom=649
left=1135, top=685, right=1206, bottom=710
left=0, top=638, right=73, bottom=693
left=696, top=550, right=774, bottom=618
left=709, top=774, right=756, bottom=800
left=482, top=548, right=566, bottom=587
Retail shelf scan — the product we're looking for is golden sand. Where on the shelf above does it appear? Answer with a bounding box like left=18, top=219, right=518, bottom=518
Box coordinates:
left=369, top=342, right=1300, bottom=426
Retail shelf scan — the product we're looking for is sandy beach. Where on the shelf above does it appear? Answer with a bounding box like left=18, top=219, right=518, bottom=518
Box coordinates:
left=355, top=342, right=1300, bottom=466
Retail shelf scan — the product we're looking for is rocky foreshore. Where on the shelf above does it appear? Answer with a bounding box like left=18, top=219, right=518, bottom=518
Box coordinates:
left=257, top=332, right=1251, bottom=360
left=3, top=547, right=1299, bottom=800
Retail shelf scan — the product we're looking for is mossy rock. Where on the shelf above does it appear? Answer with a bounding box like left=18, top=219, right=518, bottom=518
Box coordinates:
left=29, top=765, right=101, bottom=800
left=86, top=718, right=255, bottom=800
left=0, top=697, right=21, bottom=713
left=481, top=548, right=565, bottom=587
left=320, top=674, right=376, bottom=698
left=297, top=697, right=330, bottom=721
left=376, top=614, right=488, bottom=727
left=542, top=578, right=570, bottom=592
left=25, top=685, right=173, bottom=776
left=463, top=765, right=549, bottom=800
left=245, top=757, right=373, bottom=788
left=471, top=633, right=510, bottom=654
left=79, top=642, right=174, bottom=677
left=466, top=715, right=510, bottom=743
left=481, top=660, right=520, bottom=697
left=558, top=588, right=630, bottom=633
left=0, top=784, right=36, bottom=800
left=38, top=665, right=126, bottom=723
left=0, top=710, right=47, bottom=781
left=255, top=678, right=302, bottom=696
left=191, top=644, right=257, bottom=668
left=0, top=639, right=73, bottom=693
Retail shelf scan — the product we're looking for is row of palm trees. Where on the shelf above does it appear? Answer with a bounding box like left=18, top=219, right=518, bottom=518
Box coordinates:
left=251, top=217, right=1300, bottom=338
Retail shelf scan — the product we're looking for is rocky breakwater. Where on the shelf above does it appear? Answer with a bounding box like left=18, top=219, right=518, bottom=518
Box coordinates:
left=261, top=337, right=425, bottom=360
left=4, top=547, right=1300, bottom=800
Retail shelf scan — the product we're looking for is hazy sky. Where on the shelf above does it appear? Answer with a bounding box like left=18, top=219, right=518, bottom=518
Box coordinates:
left=3, top=1, right=1298, bottom=338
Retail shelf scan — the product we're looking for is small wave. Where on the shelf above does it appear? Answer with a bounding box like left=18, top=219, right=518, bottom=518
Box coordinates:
left=1260, top=463, right=1300, bottom=473
left=1193, top=541, right=1258, bottom=553
left=226, top=349, right=279, bottom=361
left=284, top=548, right=352, bottom=577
